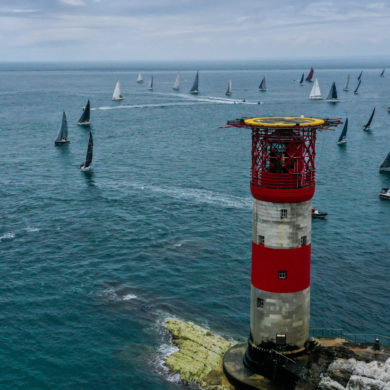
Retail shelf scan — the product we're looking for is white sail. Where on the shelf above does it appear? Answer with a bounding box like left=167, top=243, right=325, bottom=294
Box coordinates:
left=173, top=73, right=180, bottom=90
left=137, top=73, right=143, bottom=83
left=309, top=78, right=323, bottom=100
left=112, top=81, right=123, bottom=101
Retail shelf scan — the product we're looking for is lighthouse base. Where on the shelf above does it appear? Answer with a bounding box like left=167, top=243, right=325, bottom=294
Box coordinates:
left=223, top=344, right=274, bottom=390
left=224, top=344, right=306, bottom=390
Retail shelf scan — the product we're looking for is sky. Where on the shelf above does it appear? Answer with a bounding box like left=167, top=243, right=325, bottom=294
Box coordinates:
left=0, top=0, right=390, bottom=62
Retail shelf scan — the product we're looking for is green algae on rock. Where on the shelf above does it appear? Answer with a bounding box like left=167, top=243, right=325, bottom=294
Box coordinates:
left=164, top=319, right=235, bottom=390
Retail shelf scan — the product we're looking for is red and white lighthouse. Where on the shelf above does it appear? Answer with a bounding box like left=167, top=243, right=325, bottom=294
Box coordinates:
left=222, top=116, right=341, bottom=383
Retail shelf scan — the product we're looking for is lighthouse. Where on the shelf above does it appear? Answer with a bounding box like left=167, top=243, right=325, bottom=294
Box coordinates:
left=222, top=116, right=341, bottom=387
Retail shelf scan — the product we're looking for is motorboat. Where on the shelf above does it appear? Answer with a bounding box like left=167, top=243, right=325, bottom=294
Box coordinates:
left=379, top=188, right=390, bottom=200
left=312, top=208, right=327, bottom=219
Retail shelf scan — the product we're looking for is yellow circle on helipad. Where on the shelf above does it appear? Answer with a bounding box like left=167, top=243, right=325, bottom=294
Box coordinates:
left=244, top=117, right=325, bottom=128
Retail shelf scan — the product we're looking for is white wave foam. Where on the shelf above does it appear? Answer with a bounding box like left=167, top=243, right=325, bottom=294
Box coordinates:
left=93, top=102, right=201, bottom=111
left=0, top=232, right=15, bottom=241
left=122, top=294, right=137, bottom=301
left=25, top=226, right=40, bottom=233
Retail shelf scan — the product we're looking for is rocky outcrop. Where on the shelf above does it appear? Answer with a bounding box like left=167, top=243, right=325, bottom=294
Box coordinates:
left=318, top=358, right=390, bottom=390
left=164, top=319, right=235, bottom=390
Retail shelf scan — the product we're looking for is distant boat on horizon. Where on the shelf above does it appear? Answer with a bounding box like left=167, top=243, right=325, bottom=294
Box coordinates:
left=137, top=73, right=143, bottom=83
left=258, top=76, right=267, bottom=91
left=173, top=73, right=180, bottom=91
left=326, top=82, right=339, bottom=103
left=306, top=67, right=314, bottom=82
left=354, top=79, right=361, bottom=95
left=80, top=131, right=93, bottom=171
left=299, top=73, right=304, bottom=85
left=148, top=76, right=154, bottom=91
left=380, top=69, right=385, bottom=78
left=337, top=118, right=348, bottom=145
left=112, top=81, right=123, bottom=101
left=309, top=78, right=323, bottom=100
left=77, top=99, right=91, bottom=126
left=190, top=71, right=199, bottom=94
left=225, top=80, right=232, bottom=96
left=357, top=71, right=363, bottom=81
left=363, top=107, right=375, bottom=131
left=55, top=112, right=70, bottom=145
left=343, top=74, right=350, bottom=91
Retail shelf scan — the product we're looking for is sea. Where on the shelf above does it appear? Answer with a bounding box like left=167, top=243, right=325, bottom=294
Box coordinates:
left=1, top=61, right=389, bottom=389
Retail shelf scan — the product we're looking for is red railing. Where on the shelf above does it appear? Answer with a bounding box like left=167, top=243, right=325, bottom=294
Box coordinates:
left=251, top=170, right=315, bottom=190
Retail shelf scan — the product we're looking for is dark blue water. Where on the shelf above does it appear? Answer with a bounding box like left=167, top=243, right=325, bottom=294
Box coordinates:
left=1, top=64, right=389, bottom=389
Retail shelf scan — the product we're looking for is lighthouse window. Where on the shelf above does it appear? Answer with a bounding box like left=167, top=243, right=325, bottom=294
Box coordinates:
left=278, top=270, right=287, bottom=279
left=280, top=209, right=288, bottom=219
left=258, top=235, right=264, bottom=244
left=257, top=298, right=264, bottom=308
left=301, top=236, right=307, bottom=245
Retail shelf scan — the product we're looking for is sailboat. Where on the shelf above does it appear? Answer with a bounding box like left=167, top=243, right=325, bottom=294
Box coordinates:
left=137, top=73, right=143, bottom=83
left=380, top=69, right=385, bottom=78
left=190, top=71, right=199, bottom=94
left=309, top=78, right=323, bottom=100
left=225, top=80, right=232, bottom=96
left=343, top=74, right=350, bottom=91
left=112, top=81, right=123, bottom=101
left=306, top=67, right=314, bottom=82
left=357, top=71, right=363, bottom=81
left=326, top=82, right=339, bottom=103
left=258, top=77, right=267, bottom=91
left=363, top=107, right=375, bottom=131
left=80, top=131, right=93, bottom=171
left=299, top=73, right=304, bottom=85
left=380, top=150, right=390, bottom=172
left=173, top=73, right=180, bottom=91
left=354, top=79, right=361, bottom=95
left=54, top=112, right=70, bottom=145
left=148, top=76, right=154, bottom=91
left=77, top=99, right=91, bottom=126
left=337, top=118, right=348, bottom=145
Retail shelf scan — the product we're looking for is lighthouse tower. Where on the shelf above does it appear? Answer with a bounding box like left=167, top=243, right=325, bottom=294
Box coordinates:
left=222, top=116, right=341, bottom=385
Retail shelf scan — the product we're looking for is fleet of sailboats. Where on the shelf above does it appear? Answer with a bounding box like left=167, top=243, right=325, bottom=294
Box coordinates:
left=225, top=80, right=232, bottom=96
left=258, top=77, right=267, bottom=91
left=112, top=81, right=123, bottom=101
left=148, top=76, right=154, bottom=91
left=190, top=71, right=199, bottom=94
left=343, top=74, right=350, bottom=91
left=309, top=78, right=323, bottom=100
left=363, top=107, right=375, bottom=131
left=337, top=118, right=348, bottom=145
left=173, top=73, right=180, bottom=91
left=80, top=131, right=93, bottom=171
left=306, top=68, right=314, bottom=82
left=354, top=79, right=361, bottom=95
left=326, top=82, right=339, bottom=103
left=54, top=112, right=70, bottom=145
left=380, top=151, right=390, bottom=172
left=77, top=100, right=91, bottom=126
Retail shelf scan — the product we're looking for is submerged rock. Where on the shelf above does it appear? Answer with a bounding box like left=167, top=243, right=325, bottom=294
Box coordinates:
left=164, top=319, right=235, bottom=390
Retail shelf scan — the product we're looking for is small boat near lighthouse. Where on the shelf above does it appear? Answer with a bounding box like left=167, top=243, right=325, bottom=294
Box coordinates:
left=309, top=78, right=323, bottom=99
left=326, top=82, right=339, bottom=103
left=337, top=118, right=348, bottom=144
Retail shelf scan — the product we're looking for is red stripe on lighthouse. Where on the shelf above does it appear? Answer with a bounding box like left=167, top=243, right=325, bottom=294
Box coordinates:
left=251, top=242, right=311, bottom=293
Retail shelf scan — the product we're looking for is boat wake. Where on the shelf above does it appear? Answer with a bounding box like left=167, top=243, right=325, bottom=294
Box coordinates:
left=131, top=183, right=252, bottom=210
left=0, top=232, right=15, bottom=241
left=93, top=102, right=204, bottom=111
left=157, top=92, right=261, bottom=105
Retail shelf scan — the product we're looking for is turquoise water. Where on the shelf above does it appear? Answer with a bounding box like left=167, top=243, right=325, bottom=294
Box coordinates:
left=1, top=64, right=390, bottom=389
